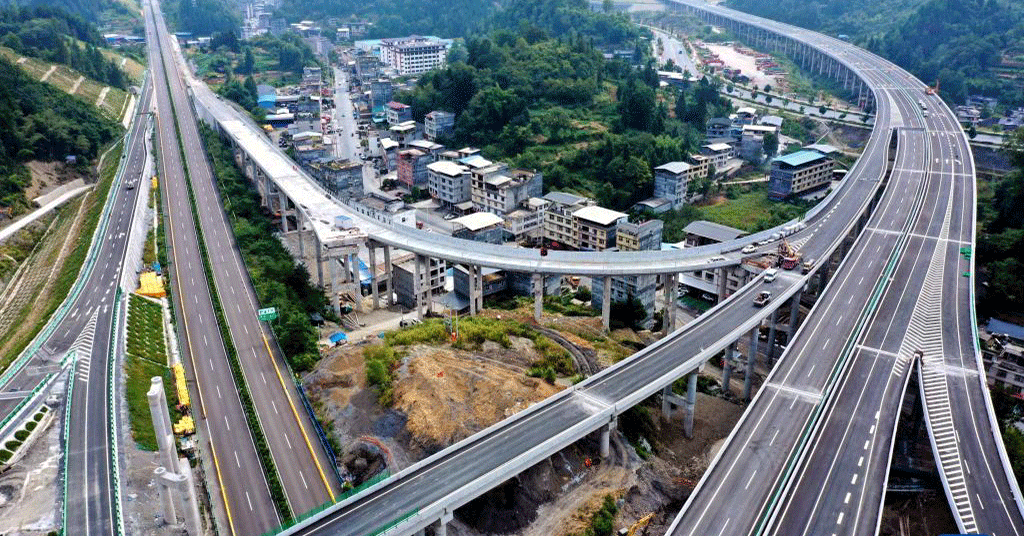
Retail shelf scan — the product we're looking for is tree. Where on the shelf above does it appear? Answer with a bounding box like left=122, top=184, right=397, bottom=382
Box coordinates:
left=603, top=0, right=613, bottom=12
left=764, top=84, right=772, bottom=93
left=763, top=132, right=779, bottom=158
left=968, top=124, right=978, bottom=139
left=240, top=47, right=255, bottom=75
left=818, top=105, right=828, bottom=115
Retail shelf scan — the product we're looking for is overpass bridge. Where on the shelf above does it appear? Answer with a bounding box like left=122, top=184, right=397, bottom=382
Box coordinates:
left=161, top=0, right=1024, bottom=534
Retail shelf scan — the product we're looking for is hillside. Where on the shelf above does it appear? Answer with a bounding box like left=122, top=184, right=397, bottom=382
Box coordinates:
left=726, top=0, right=1024, bottom=106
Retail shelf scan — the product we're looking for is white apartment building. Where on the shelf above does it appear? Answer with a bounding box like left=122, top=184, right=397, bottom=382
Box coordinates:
left=542, top=192, right=593, bottom=248
left=427, top=160, right=471, bottom=207
left=471, top=167, right=543, bottom=215
left=380, top=36, right=450, bottom=75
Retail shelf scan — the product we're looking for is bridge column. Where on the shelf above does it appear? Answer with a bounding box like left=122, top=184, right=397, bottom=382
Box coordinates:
left=716, top=267, right=728, bottom=302
left=369, top=244, right=379, bottom=310
left=766, top=308, right=779, bottom=365
left=349, top=252, right=363, bottom=313
left=383, top=245, right=393, bottom=307
left=315, top=239, right=324, bottom=287
left=661, top=385, right=675, bottom=420
left=473, top=265, right=483, bottom=313
left=297, top=213, right=305, bottom=263
left=601, top=276, right=612, bottom=333
left=434, top=511, right=454, bottom=536
left=722, top=343, right=736, bottom=396
left=330, top=254, right=341, bottom=315
left=600, top=417, right=617, bottom=459
left=532, top=273, right=543, bottom=323
left=683, top=372, right=698, bottom=439
left=414, top=254, right=424, bottom=319
left=662, top=273, right=677, bottom=336
left=279, top=190, right=288, bottom=232
left=788, top=289, right=803, bottom=345
left=743, top=327, right=759, bottom=401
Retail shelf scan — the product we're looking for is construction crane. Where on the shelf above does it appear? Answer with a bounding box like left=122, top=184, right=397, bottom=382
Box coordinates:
left=778, top=238, right=802, bottom=270
left=925, top=79, right=939, bottom=95
left=618, top=513, right=655, bottom=536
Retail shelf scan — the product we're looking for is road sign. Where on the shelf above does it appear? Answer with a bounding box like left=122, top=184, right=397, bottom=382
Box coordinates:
left=258, top=307, right=278, bottom=321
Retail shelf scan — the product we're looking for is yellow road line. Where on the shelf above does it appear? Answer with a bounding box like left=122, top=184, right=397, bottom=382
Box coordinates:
left=158, top=108, right=238, bottom=536
left=261, top=331, right=337, bottom=503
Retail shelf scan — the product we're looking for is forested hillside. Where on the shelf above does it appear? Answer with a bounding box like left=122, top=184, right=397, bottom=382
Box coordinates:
left=727, top=0, right=1024, bottom=106
left=164, top=0, right=238, bottom=36
left=978, top=130, right=1024, bottom=319
left=268, top=0, right=497, bottom=39
left=0, top=56, right=119, bottom=214
left=0, top=6, right=127, bottom=88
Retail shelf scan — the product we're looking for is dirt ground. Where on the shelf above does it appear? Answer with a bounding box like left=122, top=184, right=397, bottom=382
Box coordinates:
left=24, top=161, right=89, bottom=202
left=0, top=419, right=60, bottom=535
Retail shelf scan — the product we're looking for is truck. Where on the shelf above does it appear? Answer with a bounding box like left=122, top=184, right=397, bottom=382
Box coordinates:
left=753, top=290, right=772, bottom=307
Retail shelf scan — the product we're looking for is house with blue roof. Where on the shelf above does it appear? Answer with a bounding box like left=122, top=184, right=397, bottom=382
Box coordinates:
left=768, top=149, right=834, bottom=199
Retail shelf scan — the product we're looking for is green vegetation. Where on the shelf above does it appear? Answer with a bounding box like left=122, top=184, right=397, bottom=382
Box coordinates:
left=269, top=0, right=492, bottom=40
left=655, top=184, right=809, bottom=242
left=13, top=429, right=28, bottom=441
left=124, top=295, right=170, bottom=451
left=977, top=128, right=1024, bottom=318
left=190, top=31, right=319, bottom=90
left=200, top=124, right=329, bottom=373
left=0, top=6, right=128, bottom=89
left=0, top=140, right=122, bottom=377
left=0, top=55, right=119, bottom=215
left=363, top=344, right=399, bottom=405
left=574, top=494, right=618, bottom=536
left=0, top=449, right=10, bottom=462
left=165, top=0, right=239, bottom=36
left=728, top=0, right=1024, bottom=107
left=24, top=420, right=36, bottom=431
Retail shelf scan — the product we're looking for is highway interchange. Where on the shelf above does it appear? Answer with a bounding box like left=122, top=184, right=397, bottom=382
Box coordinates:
left=0, top=0, right=1016, bottom=534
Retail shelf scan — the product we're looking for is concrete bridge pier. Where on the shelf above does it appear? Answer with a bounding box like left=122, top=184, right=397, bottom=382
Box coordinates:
left=434, top=511, right=454, bottom=536
left=662, top=273, right=678, bottom=336
left=722, top=343, right=736, bottom=396
left=787, top=290, right=802, bottom=344
left=743, top=327, right=760, bottom=401
left=601, top=276, right=612, bottom=333
left=467, top=264, right=483, bottom=316
left=599, top=417, right=617, bottom=459
left=383, top=244, right=393, bottom=307
left=765, top=309, right=779, bottom=365
left=532, top=273, right=543, bottom=322
left=368, top=243, right=379, bottom=309
left=683, top=373, right=698, bottom=439
left=414, top=254, right=427, bottom=318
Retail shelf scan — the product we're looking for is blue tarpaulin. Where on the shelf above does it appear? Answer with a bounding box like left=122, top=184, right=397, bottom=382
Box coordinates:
left=329, top=332, right=348, bottom=344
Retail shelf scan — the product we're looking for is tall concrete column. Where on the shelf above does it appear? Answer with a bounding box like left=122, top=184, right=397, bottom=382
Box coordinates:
left=383, top=245, right=393, bottom=306
left=743, top=327, right=759, bottom=401
left=468, top=264, right=478, bottom=316
left=297, top=215, right=305, bottom=264
left=663, top=273, right=677, bottom=336
left=279, top=191, right=288, bottom=232
left=349, top=253, right=363, bottom=313
left=414, top=254, right=424, bottom=319
left=177, top=458, right=202, bottom=536
left=788, top=290, right=803, bottom=343
left=147, top=377, right=177, bottom=526
left=474, top=265, right=483, bottom=313
left=683, top=373, right=698, bottom=439
left=766, top=308, right=779, bottom=365
left=532, top=273, right=543, bottom=323
left=435, top=511, right=454, bottom=536
left=716, top=267, right=728, bottom=302
left=330, top=254, right=341, bottom=315
left=601, top=276, right=612, bottom=333
left=661, top=385, right=674, bottom=420
left=600, top=417, right=617, bottom=459
left=369, top=244, right=379, bottom=310
left=722, top=343, right=735, bottom=396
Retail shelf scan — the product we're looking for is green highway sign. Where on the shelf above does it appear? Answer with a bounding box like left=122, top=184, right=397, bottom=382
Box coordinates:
left=258, top=307, right=278, bottom=321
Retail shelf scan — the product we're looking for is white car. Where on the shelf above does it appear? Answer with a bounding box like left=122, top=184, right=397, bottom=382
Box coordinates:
left=708, top=255, right=726, bottom=263
left=764, top=268, right=778, bottom=282
left=742, top=244, right=757, bottom=254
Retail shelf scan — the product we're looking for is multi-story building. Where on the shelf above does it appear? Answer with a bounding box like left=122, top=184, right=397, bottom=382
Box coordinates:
left=393, top=255, right=446, bottom=311
left=388, top=121, right=419, bottom=146
left=706, top=117, right=735, bottom=139
left=653, top=161, right=709, bottom=209
left=768, top=149, right=834, bottom=199
left=450, top=212, right=505, bottom=244
left=700, top=142, right=735, bottom=169
left=573, top=206, right=627, bottom=251
left=379, top=138, right=399, bottom=171
left=408, top=139, right=444, bottom=159
left=591, top=218, right=663, bottom=329
left=541, top=192, right=593, bottom=248
left=380, top=36, right=450, bottom=75
left=503, top=197, right=548, bottom=245
left=369, top=78, right=392, bottom=109
left=396, top=149, right=431, bottom=189
left=982, top=319, right=1024, bottom=396
left=734, top=106, right=758, bottom=125
left=740, top=124, right=777, bottom=162
left=471, top=167, right=543, bottom=215
left=426, top=160, right=470, bottom=207
left=386, top=101, right=413, bottom=125
left=676, top=220, right=753, bottom=301
left=424, top=110, right=455, bottom=141
left=306, top=159, right=363, bottom=200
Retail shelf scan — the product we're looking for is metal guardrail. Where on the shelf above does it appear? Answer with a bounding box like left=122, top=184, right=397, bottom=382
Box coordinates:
left=0, top=72, right=150, bottom=393
left=0, top=371, right=54, bottom=434
left=59, top=352, right=76, bottom=536
left=108, top=287, right=126, bottom=535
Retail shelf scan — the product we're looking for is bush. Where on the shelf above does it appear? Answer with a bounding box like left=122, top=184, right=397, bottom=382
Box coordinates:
left=25, top=420, right=36, bottom=431
left=526, top=365, right=557, bottom=385
left=364, top=344, right=400, bottom=405
left=5, top=440, right=22, bottom=451
left=0, top=449, right=11, bottom=462
left=579, top=494, right=618, bottom=536
left=14, top=429, right=29, bottom=441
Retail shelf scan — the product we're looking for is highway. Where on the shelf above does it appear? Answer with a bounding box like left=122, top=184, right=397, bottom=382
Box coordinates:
left=662, top=2, right=1024, bottom=536
left=145, top=1, right=339, bottom=533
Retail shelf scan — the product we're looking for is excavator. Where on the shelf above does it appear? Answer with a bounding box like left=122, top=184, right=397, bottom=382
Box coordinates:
left=618, top=513, right=654, bottom=536
left=778, top=238, right=802, bottom=270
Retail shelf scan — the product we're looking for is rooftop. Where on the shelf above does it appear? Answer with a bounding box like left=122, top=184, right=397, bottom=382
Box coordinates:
left=742, top=124, right=777, bottom=133
left=804, top=143, right=840, bottom=155
left=380, top=138, right=399, bottom=150
left=484, top=174, right=513, bottom=188
left=543, top=191, right=589, bottom=206
left=573, top=205, right=628, bottom=226
left=656, top=161, right=693, bottom=174
left=759, top=115, right=784, bottom=127
left=409, top=139, right=443, bottom=151
left=451, top=212, right=504, bottom=231
left=774, top=150, right=828, bottom=168
left=704, top=142, right=733, bottom=152
left=683, top=220, right=748, bottom=242
left=386, top=101, right=410, bottom=110
left=426, top=160, right=467, bottom=176
left=459, top=154, right=493, bottom=169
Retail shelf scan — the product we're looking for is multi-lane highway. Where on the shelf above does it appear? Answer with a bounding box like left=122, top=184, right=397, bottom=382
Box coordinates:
left=144, top=1, right=339, bottom=534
